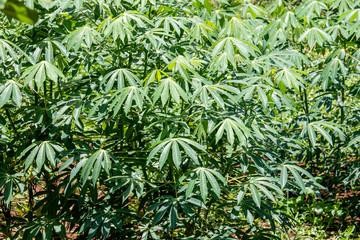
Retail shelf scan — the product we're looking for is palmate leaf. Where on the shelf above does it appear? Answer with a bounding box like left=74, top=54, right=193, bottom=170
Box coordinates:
left=219, top=16, right=255, bottom=41
left=280, top=11, right=298, bottom=29
left=177, top=174, right=217, bottom=207
left=211, top=37, right=258, bottom=60
left=101, top=69, right=141, bottom=93
left=100, top=16, right=134, bottom=43
left=32, top=39, right=67, bottom=63
left=0, top=80, right=22, bottom=108
left=48, top=99, right=85, bottom=140
left=213, top=117, right=252, bottom=146
left=279, top=163, right=315, bottom=192
left=320, top=55, right=347, bottom=90
left=295, top=0, right=327, bottom=21
left=0, top=39, right=19, bottom=63
left=155, top=17, right=188, bottom=35
left=64, top=26, right=101, bottom=51
left=22, top=61, right=65, bottom=90
left=116, top=11, right=151, bottom=28
left=263, top=19, right=286, bottom=37
left=20, top=141, right=64, bottom=172
left=266, top=0, right=285, bottom=15
left=189, top=19, right=214, bottom=43
left=167, top=55, right=202, bottom=81
left=194, top=167, right=226, bottom=201
left=168, top=55, right=191, bottom=74
left=100, top=11, right=151, bottom=43
left=329, top=0, right=355, bottom=14
left=88, top=86, right=151, bottom=118
left=210, top=51, right=242, bottom=71
left=0, top=163, right=24, bottom=206
left=263, top=19, right=287, bottom=48
left=148, top=138, right=206, bottom=170
left=255, top=51, right=298, bottom=70
left=152, top=78, right=189, bottom=106
left=79, top=207, right=126, bottom=240
left=326, top=24, right=349, bottom=41
left=246, top=177, right=284, bottom=208
left=339, top=8, right=360, bottom=23
left=107, top=168, right=146, bottom=202
left=108, top=86, right=149, bottom=116
left=274, top=68, right=305, bottom=93
left=59, top=149, right=115, bottom=185
left=192, top=83, right=239, bottom=109
left=143, top=69, right=165, bottom=86
left=146, top=196, right=197, bottom=229
left=137, top=28, right=171, bottom=50
left=242, top=2, right=266, bottom=18
left=298, top=27, right=332, bottom=47
left=301, top=121, right=344, bottom=146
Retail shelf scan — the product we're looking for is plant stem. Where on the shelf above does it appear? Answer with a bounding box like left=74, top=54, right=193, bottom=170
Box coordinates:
left=28, top=181, right=34, bottom=222
left=341, top=40, right=346, bottom=124
left=5, top=109, right=17, bottom=135
left=143, top=50, right=148, bottom=79
left=50, top=81, right=53, bottom=99
left=303, top=87, right=309, bottom=115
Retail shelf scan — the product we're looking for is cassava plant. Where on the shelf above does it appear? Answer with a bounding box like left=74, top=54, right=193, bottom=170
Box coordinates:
left=0, top=0, right=360, bottom=239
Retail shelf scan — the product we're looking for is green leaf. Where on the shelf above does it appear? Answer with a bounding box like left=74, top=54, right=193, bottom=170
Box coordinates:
left=199, top=169, right=208, bottom=202
left=35, top=143, right=46, bottom=171
left=153, top=203, right=170, bottom=225
left=44, top=142, right=56, bottom=167
left=237, top=189, right=246, bottom=204
left=159, top=142, right=172, bottom=170
left=257, top=86, right=268, bottom=107
left=0, top=0, right=38, bottom=24
left=307, top=124, right=317, bottom=146
left=0, top=80, right=22, bottom=108
left=346, top=135, right=360, bottom=149
left=186, top=176, right=196, bottom=199
left=0, top=39, right=19, bottom=63
left=312, top=124, right=333, bottom=145
left=101, top=69, right=141, bottom=93
left=204, top=170, right=221, bottom=199
left=81, top=151, right=101, bottom=184
left=4, top=180, right=13, bottom=205
left=92, top=152, right=103, bottom=185
left=42, top=224, right=53, bottom=240
left=180, top=202, right=195, bottom=221
left=53, top=223, right=66, bottom=239
left=23, top=61, right=64, bottom=90
left=177, top=140, right=200, bottom=165
left=169, top=203, right=178, bottom=229
left=204, top=0, right=212, bottom=14
left=280, top=166, right=288, bottom=189
left=172, top=141, right=181, bottom=169
left=288, top=166, right=306, bottom=193
left=24, top=145, right=39, bottom=171
left=250, top=184, right=261, bottom=208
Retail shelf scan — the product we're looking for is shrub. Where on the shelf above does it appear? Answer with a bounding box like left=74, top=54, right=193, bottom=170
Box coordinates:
left=0, top=0, right=359, bottom=239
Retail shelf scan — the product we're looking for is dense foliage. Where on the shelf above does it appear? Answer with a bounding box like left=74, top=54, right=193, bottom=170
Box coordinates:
left=1, top=0, right=360, bottom=239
